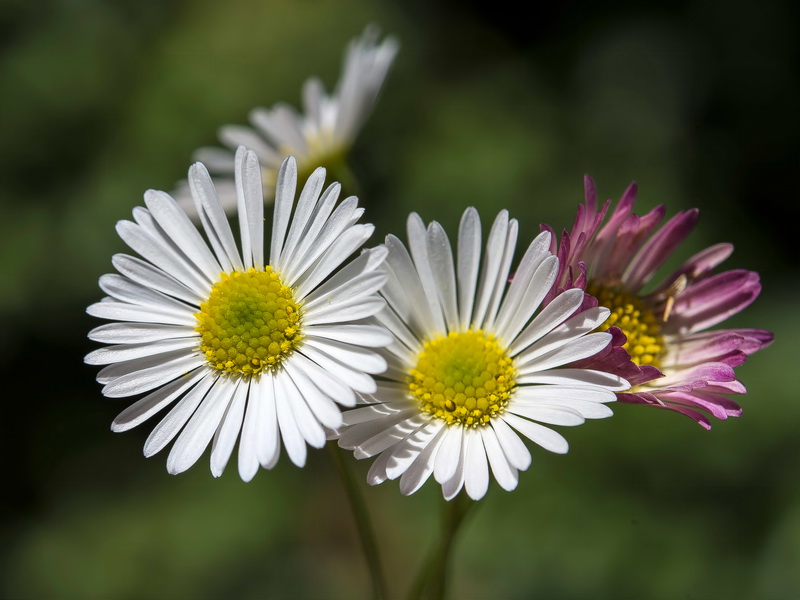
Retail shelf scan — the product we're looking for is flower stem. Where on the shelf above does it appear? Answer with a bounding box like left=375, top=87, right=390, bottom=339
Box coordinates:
left=328, top=444, right=387, bottom=600
left=408, top=492, right=476, bottom=600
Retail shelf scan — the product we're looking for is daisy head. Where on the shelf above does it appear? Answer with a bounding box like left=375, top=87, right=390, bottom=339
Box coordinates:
left=337, top=208, right=630, bottom=501
left=179, top=26, right=399, bottom=215
left=86, top=148, right=391, bottom=480
left=543, top=177, right=773, bottom=428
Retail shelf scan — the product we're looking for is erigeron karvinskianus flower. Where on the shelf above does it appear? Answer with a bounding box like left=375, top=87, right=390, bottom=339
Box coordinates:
left=86, top=148, right=391, bottom=480
left=543, top=177, right=773, bottom=429
left=178, top=26, right=398, bottom=216
left=337, top=208, right=630, bottom=501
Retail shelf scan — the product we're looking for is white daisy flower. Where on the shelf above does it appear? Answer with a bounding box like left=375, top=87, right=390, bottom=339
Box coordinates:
left=337, top=208, right=630, bottom=501
left=86, top=148, right=391, bottom=481
left=179, top=26, right=399, bottom=216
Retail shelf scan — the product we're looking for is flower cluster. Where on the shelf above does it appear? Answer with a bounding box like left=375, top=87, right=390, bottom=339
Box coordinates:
left=86, top=29, right=770, bottom=502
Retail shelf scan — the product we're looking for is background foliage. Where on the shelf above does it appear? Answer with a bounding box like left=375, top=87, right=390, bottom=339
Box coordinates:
left=1, top=0, right=797, bottom=598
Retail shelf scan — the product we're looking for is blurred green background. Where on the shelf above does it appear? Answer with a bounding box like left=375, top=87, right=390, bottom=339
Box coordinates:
left=1, top=0, right=797, bottom=598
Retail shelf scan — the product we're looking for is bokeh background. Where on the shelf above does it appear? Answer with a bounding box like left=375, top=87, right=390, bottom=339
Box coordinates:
left=1, top=0, right=798, bottom=598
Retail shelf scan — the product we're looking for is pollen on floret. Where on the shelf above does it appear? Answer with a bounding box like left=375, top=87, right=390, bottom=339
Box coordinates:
left=587, top=283, right=665, bottom=368
left=195, top=267, right=303, bottom=376
left=408, top=330, right=516, bottom=427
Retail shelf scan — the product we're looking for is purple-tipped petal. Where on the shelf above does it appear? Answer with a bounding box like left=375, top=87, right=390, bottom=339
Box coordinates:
left=669, top=270, right=762, bottom=333
left=657, top=361, right=737, bottom=389
left=599, top=207, right=666, bottom=283
left=658, top=390, right=743, bottom=420
left=617, top=391, right=713, bottom=429
left=590, top=183, right=637, bottom=276
left=651, top=243, right=734, bottom=295
left=622, top=209, right=699, bottom=292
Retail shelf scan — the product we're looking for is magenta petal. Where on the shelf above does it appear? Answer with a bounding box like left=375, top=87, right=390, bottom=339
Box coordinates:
left=669, top=270, right=762, bottom=333
left=704, top=380, right=747, bottom=394
left=731, top=329, right=774, bottom=354
left=657, top=361, right=736, bottom=388
left=591, top=184, right=637, bottom=276
left=660, top=390, right=743, bottom=420
left=651, top=243, right=734, bottom=295
left=617, top=391, right=713, bottom=429
left=600, top=207, right=666, bottom=282
left=674, top=331, right=745, bottom=360
left=622, top=209, right=699, bottom=292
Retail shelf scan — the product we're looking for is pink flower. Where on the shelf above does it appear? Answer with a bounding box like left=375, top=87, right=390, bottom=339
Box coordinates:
left=542, top=176, right=773, bottom=429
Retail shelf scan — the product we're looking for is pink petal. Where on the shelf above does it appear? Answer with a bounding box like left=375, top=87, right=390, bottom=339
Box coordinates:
left=622, top=209, right=699, bottom=292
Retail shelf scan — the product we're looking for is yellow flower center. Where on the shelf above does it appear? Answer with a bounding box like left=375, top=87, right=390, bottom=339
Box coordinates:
left=408, top=330, right=516, bottom=428
left=195, top=267, right=302, bottom=376
left=587, top=283, right=664, bottom=368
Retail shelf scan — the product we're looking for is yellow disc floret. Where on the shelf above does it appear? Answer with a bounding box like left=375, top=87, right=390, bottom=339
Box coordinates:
left=195, top=267, right=302, bottom=376
left=408, top=330, right=516, bottom=428
left=587, top=283, right=664, bottom=368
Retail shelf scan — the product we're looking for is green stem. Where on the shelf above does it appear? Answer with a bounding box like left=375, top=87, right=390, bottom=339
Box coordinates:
left=408, top=492, right=476, bottom=600
left=328, top=444, right=387, bottom=600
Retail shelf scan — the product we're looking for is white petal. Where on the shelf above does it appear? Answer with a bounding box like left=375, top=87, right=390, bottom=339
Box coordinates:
left=115, top=219, right=209, bottom=295
left=513, top=384, right=617, bottom=404
left=490, top=416, right=531, bottom=471
left=101, top=354, right=204, bottom=398
left=517, top=332, right=611, bottom=373
left=303, top=270, right=387, bottom=312
left=514, top=306, right=611, bottom=364
left=256, top=375, right=281, bottom=469
left=506, top=403, right=585, bottom=426
left=167, top=377, right=236, bottom=474
left=464, top=428, right=490, bottom=501
left=426, top=221, right=459, bottom=331
left=517, top=368, right=629, bottom=391
left=399, top=424, right=447, bottom=495
left=384, top=422, right=440, bottom=481
left=270, top=157, right=297, bottom=266
left=480, top=425, right=518, bottom=492
left=282, top=182, right=342, bottom=282
left=143, top=373, right=216, bottom=457
left=280, top=167, right=326, bottom=266
left=284, top=359, right=343, bottom=430
left=87, top=301, right=196, bottom=327
left=382, top=234, right=439, bottom=338
left=274, top=371, right=308, bottom=467
left=442, top=437, right=467, bottom=501
left=298, top=344, right=376, bottom=394
left=304, top=324, right=392, bottom=348
left=406, top=213, right=447, bottom=334
left=210, top=379, right=247, bottom=477
left=295, top=224, right=375, bottom=299
left=188, top=162, right=243, bottom=272
left=501, top=412, right=569, bottom=454
left=355, top=416, right=426, bottom=459
left=237, top=379, right=261, bottom=481
left=434, top=426, right=463, bottom=484
left=284, top=196, right=359, bottom=284
left=508, top=288, right=585, bottom=356
left=88, top=322, right=196, bottom=345
left=111, top=368, right=206, bottom=432
left=457, top=207, right=481, bottom=329
left=112, top=254, right=204, bottom=305
left=143, top=189, right=222, bottom=281
left=288, top=351, right=356, bottom=407
left=85, top=337, right=198, bottom=365
left=495, top=254, right=558, bottom=344
left=302, top=337, right=387, bottom=374
left=283, top=371, right=327, bottom=449
left=472, top=210, right=508, bottom=328
left=303, top=296, right=386, bottom=326
left=234, top=147, right=265, bottom=270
